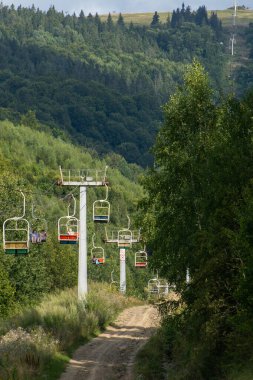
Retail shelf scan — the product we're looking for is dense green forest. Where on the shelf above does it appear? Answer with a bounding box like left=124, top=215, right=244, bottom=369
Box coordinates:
left=1, top=2, right=253, bottom=378
left=0, top=3, right=230, bottom=166
left=140, top=60, right=253, bottom=379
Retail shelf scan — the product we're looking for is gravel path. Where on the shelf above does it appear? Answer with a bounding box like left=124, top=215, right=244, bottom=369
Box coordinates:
left=59, top=305, right=159, bottom=380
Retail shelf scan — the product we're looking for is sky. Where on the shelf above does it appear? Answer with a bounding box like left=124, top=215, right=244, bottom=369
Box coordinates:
left=1, top=0, right=252, bottom=15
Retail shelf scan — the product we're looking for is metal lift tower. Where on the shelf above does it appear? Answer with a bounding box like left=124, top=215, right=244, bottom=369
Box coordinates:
left=104, top=219, right=141, bottom=294
left=230, top=0, right=237, bottom=56
left=59, top=167, right=108, bottom=300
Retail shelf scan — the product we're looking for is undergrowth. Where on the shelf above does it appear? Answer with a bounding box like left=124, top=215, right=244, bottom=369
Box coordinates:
left=0, top=282, right=140, bottom=380
left=134, top=328, right=166, bottom=380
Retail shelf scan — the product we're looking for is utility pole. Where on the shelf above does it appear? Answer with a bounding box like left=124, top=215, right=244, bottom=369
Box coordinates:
left=230, top=0, right=237, bottom=56
left=59, top=167, right=108, bottom=300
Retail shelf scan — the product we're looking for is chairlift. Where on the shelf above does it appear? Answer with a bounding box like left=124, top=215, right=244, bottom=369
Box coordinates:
left=118, top=215, right=132, bottom=249
left=158, top=279, right=169, bottom=297
left=135, top=247, right=148, bottom=268
left=58, top=195, right=79, bottom=244
left=30, top=203, right=48, bottom=244
left=91, top=233, right=105, bottom=264
left=148, top=277, right=160, bottom=294
left=3, top=191, right=30, bottom=255
left=93, top=184, right=110, bottom=223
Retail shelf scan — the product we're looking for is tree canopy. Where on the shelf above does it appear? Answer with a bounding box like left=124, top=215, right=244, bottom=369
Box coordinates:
left=140, top=60, right=253, bottom=377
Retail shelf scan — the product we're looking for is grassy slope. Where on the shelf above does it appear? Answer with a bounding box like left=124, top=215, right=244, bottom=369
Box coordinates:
left=0, top=283, right=141, bottom=380
left=100, top=9, right=253, bottom=26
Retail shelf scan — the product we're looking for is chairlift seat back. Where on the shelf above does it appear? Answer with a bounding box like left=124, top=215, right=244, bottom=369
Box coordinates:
left=93, top=200, right=110, bottom=223
left=118, top=229, right=132, bottom=249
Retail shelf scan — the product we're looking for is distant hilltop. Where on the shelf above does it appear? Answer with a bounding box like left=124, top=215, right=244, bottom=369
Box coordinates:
left=227, top=5, right=250, bottom=10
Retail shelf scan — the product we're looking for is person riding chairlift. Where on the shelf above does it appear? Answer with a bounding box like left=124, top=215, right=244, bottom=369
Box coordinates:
left=40, top=230, right=47, bottom=242
left=92, top=255, right=100, bottom=265
left=31, top=230, right=40, bottom=243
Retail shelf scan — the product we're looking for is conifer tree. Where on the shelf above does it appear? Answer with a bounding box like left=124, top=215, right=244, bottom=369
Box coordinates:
left=117, top=12, right=125, bottom=28
left=171, top=10, right=177, bottom=28
left=166, top=13, right=171, bottom=27
left=150, top=11, right=160, bottom=28
left=107, top=12, right=114, bottom=31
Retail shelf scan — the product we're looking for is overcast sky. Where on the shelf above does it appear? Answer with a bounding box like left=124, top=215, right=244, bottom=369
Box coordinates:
left=1, top=0, right=252, bottom=15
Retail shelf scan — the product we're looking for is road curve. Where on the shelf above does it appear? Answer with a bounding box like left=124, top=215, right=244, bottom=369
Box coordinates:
left=59, top=305, right=159, bottom=380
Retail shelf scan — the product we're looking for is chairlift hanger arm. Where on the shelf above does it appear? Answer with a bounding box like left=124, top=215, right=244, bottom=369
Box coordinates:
left=67, top=194, right=77, bottom=217
left=100, top=183, right=109, bottom=202
left=127, top=215, right=130, bottom=230
left=19, top=191, right=26, bottom=219
left=92, top=233, right=99, bottom=249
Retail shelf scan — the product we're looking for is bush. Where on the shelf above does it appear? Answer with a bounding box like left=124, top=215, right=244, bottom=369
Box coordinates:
left=0, top=283, right=140, bottom=379
left=0, top=327, right=58, bottom=379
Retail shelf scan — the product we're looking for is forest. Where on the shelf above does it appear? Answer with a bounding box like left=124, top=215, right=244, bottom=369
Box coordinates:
left=140, top=61, right=253, bottom=379
left=0, top=1, right=253, bottom=379
left=0, top=3, right=230, bottom=166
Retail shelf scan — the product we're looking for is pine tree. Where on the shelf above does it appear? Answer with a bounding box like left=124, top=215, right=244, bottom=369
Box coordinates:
left=166, top=13, right=171, bottom=27
left=117, top=12, right=125, bottom=28
left=184, top=5, right=192, bottom=22
left=171, top=10, right=177, bottom=28
left=107, top=12, right=114, bottom=31
left=79, top=10, right=85, bottom=20
left=87, top=12, right=93, bottom=23
left=150, top=11, right=160, bottom=28
left=195, top=5, right=209, bottom=26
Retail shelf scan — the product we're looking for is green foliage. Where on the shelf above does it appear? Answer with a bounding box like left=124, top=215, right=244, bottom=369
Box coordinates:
left=235, top=22, right=253, bottom=97
left=0, top=262, right=15, bottom=318
left=134, top=328, right=166, bottom=379
left=0, top=118, right=150, bottom=320
left=0, top=4, right=229, bottom=166
left=140, top=61, right=253, bottom=377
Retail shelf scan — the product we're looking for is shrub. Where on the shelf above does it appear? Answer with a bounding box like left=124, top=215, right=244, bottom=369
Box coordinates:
left=0, top=327, right=58, bottom=379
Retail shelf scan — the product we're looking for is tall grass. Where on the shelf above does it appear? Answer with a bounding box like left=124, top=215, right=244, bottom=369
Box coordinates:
left=0, top=282, right=140, bottom=380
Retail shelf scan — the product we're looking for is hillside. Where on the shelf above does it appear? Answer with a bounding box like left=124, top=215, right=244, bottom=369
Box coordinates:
left=0, top=4, right=230, bottom=167
left=100, top=8, right=253, bottom=26
left=0, top=118, right=151, bottom=318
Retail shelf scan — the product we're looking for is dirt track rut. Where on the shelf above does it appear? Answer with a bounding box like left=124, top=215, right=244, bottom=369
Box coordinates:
left=60, top=305, right=159, bottom=380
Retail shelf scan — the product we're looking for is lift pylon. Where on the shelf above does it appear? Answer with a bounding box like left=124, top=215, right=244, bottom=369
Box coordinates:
left=58, top=166, right=109, bottom=300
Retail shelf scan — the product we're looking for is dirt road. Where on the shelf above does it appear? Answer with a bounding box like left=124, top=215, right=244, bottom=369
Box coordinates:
left=60, top=305, right=159, bottom=380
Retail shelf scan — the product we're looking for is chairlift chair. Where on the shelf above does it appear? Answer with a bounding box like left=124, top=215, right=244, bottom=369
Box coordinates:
left=91, top=247, right=105, bottom=264
left=148, top=278, right=160, bottom=294
left=91, top=233, right=105, bottom=264
left=93, top=184, right=110, bottom=223
left=135, top=249, right=148, bottom=268
left=3, top=191, right=30, bottom=255
left=158, top=279, right=169, bottom=297
left=58, top=195, right=79, bottom=244
left=58, top=217, right=79, bottom=244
